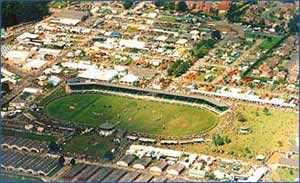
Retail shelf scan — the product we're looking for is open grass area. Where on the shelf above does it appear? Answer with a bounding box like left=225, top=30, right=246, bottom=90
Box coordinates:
left=160, top=15, right=177, bottom=23
left=127, top=25, right=138, bottom=33
left=45, top=94, right=218, bottom=136
left=39, top=87, right=66, bottom=106
left=63, top=133, right=114, bottom=158
left=2, top=128, right=58, bottom=142
left=270, top=167, right=298, bottom=182
left=259, top=36, right=283, bottom=50
left=0, top=172, right=42, bottom=182
left=48, top=1, right=68, bottom=8
left=173, top=104, right=298, bottom=160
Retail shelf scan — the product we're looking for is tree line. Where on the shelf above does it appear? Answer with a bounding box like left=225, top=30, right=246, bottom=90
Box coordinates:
left=2, top=1, right=50, bottom=28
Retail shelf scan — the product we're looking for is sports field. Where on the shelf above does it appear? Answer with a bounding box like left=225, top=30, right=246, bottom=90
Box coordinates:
left=45, top=94, right=218, bottom=136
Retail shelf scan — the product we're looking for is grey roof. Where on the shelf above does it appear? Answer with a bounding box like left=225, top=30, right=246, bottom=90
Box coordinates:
left=76, top=165, right=101, bottom=181
left=54, top=10, right=89, bottom=20
left=101, top=169, right=127, bottom=182
left=99, top=122, right=115, bottom=130
left=88, top=167, right=113, bottom=182
left=150, top=160, right=168, bottom=170
left=118, top=154, right=136, bottom=165
left=2, top=150, right=60, bottom=175
left=2, top=135, right=47, bottom=150
left=167, top=163, right=185, bottom=172
left=134, top=174, right=153, bottom=182
left=133, top=158, right=152, bottom=167
left=119, top=172, right=140, bottom=182
left=64, top=164, right=87, bottom=179
left=279, top=157, right=299, bottom=168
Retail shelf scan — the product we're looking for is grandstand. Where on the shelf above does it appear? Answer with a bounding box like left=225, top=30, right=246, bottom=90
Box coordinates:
left=66, top=81, right=229, bottom=113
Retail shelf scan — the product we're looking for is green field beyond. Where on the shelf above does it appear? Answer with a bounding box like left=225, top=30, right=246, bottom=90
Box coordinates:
left=45, top=94, right=218, bottom=136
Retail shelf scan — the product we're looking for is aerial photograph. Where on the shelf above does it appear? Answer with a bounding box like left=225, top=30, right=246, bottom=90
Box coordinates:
left=0, top=1, right=299, bottom=182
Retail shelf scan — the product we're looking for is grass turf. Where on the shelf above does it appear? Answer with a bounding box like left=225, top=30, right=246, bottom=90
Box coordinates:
left=270, top=167, right=299, bottom=182
left=45, top=94, right=218, bottom=136
left=0, top=172, right=42, bottom=182
left=160, top=15, right=177, bottom=23
left=173, top=104, right=298, bottom=160
left=259, top=36, right=283, bottom=50
left=63, top=133, right=114, bottom=157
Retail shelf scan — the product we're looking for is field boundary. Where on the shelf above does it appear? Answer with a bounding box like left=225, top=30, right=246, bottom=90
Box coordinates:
left=42, top=91, right=219, bottom=139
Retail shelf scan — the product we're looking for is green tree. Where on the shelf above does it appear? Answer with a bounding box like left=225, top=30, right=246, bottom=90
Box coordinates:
left=226, top=3, right=239, bottom=22
left=155, top=0, right=165, bottom=8
left=175, top=1, right=188, bottom=12
left=288, top=15, right=299, bottom=34
left=103, top=151, right=113, bottom=161
left=213, top=134, right=225, bottom=146
left=123, top=1, right=134, bottom=10
left=263, top=107, right=270, bottom=115
left=48, top=141, right=59, bottom=153
left=2, top=1, right=49, bottom=28
left=70, top=158, right=76, bottom=166
left=165, top=2, right=175, bottom=10
left=211, top=30, right=222, bottom=40
left=167, top=60, right=192, bottom=77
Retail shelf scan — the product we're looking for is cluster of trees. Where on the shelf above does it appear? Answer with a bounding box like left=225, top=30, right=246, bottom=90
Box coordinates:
left=288, top=15, right=299, bottom=34
left=155, top=1, right=188, bottom=12
left=211, top=30, right=222, bottom=40
left=48, top=141, right=62, bottom=154
left=167, top=60, right=192, bottom=77
left=122, top=1, right=134, bottom=10
left=226, top=2, right=256, bottom=23
left=2, top=1, right=49, bottom=28
left=155, top=1, right=175, bottom=10
left=190, top=39, right=216, bottom=59
left=213, top=133, right=231, bottom=146
left=226, top=3, right=244, bottom=23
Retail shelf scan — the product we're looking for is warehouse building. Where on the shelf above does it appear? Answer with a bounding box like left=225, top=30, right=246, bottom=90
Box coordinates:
left=101, top=169, right=127, bottom=182
left=2, top=136, right=47, bottom=153
left=1, top=150, right=60, bottom=176
left=166, top=163, right=185, bottom=176
left=134, top=174, right=153, bottom=182
left=64, top=164, right=87, bottom=181
left=87, top=167, right=113, bottom=182
left=119, top=172, right=140, bottom=182
left=116, top=154, right=136, bottom=167
left=132, top=158, right=152, bottom=170
left=149, top=160, right=168, bottom=173
left=75, top=165, right=101, bottom=181
left=52, top=10, right=89, bottom=25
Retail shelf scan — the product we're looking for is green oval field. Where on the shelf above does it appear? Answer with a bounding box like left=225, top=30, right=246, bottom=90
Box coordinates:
left=45, top=94, right=218, bottom=136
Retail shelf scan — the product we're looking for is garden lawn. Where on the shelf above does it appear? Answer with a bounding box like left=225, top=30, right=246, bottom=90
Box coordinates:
left=45, top=94, right=218, bottom=136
